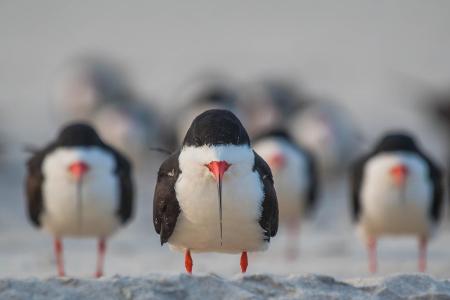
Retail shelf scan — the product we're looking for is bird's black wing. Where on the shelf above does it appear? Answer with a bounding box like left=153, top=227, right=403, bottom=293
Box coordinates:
left=153, top=151, right=181, bottom=245
left=418, top=152, right=444, bottom=223
left=25, top=150, right=47, bottom=227
left=253, top=151, right=278, bottom=241
left=108, top=147, right=134, bottom=225
left=297, top=147, right=319, bottom=215
left=350, top=155, right=369, bottom=222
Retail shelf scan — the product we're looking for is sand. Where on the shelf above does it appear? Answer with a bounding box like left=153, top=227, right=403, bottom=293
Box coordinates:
left=1, top=274, right=450, bottom=300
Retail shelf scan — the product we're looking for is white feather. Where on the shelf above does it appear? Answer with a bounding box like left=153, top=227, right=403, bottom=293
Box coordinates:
left=253, top=137, right=310, bottom=224
left=41, top=147, right=120, bottom=237
left=357, top=151, right=434, bottom=240
left=168, top=145, right=267, bottom=253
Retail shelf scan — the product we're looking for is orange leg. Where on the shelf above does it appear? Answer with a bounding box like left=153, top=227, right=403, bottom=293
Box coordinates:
left=418, top=236, right=427, bottom=272
left=54, top=238, right=65, bottom=277
left=367, top=236, right=377, bottom=274
left=286, top=220, right=300, bottom=261
left=185, top=249, right=193, bottom=274
left=95, top=238, right=106, bottom=278
left=240, top=251, right=248, bottom=273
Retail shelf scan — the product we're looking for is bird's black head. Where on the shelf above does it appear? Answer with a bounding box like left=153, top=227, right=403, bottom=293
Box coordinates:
left=182, top=109, right=250, bottom=147
left=55, top=122, right=104, bottom=147
left=374, top=132, right=419, bottom=153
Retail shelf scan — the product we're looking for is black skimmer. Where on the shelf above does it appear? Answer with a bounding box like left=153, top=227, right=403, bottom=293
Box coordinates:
left=153, top=109, right=278, bottom=274
left=289, top=101, right=361, bottom=178
left=350, top=132, right=443, bottom=273
left=253, top=129, right=318, bottom=259
left=25, top=123, right=134, bottom=277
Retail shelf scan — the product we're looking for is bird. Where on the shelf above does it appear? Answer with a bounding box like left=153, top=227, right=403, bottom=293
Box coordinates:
left=289, top=101, right=361, bottom=179
left=25, top=123, right=134, bottom=277
left=350, top=132, right=443, bottom=273
left=253, top=129, right=318, bottom=259
left=153, top=109, right=278, bottom=274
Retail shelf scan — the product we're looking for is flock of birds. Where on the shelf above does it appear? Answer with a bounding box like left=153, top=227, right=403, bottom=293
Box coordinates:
left=20, top=55, right=447, bottom=278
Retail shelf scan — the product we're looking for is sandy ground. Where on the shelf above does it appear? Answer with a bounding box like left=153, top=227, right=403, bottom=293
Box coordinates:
left=1, top=274, right=450, bottom=299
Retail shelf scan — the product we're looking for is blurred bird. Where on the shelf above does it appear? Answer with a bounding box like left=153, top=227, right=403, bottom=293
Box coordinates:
left=424, top=92, right=450, bottom=131
left=253, top=129, right=318, bottom=259
left=91, top=98, right=168, bottom=163
left=153, top=109, right=278, bottom=274
left=53, top=56, right=131, bottom=119
left=421, top=91, right=450, bottom=165
left=53, top=55, right=168, bottom=163
left=289, top=101, right=361, bottom=178
left=238, top=79, right=305, bottom=137
left=350, top=132, right=443, bottom=273
left=173, top=73, right=243, bottom=144
left=25, top=123, right=134, bottom=277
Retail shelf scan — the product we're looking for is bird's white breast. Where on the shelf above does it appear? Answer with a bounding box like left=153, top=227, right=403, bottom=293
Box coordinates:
left=41, top=147, right=120, bottom=237
left=253, top=138, right=309, bottom=224
left=169, top=145, right=267, bottom=253
left=358, top=152, right=433, bottom=239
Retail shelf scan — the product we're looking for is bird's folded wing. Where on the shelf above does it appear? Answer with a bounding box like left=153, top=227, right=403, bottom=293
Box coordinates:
left=253, top=151, right=278, bottom=240
left=153, top=151, right=181, bottom=245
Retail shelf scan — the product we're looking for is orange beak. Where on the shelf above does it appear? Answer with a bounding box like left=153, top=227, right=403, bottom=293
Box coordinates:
left=390, top=164, right=409, bottom=186
left=206, top=161, right=231, bottom=182
left=68, top=161, right=90, bottom=180
left=268, top=153, right=286, bottom=170
left=206, top=161, right=231, bottom=246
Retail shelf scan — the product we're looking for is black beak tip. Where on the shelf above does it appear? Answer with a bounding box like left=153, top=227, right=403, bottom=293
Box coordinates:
left=217, top=177, right=223, bottom=247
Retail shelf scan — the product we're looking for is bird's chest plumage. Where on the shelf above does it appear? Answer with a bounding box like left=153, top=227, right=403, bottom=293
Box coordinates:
left=40, top=148, right=121, bottom=237
left=170, top=169, right=266, bottom=253
left=273, top=167, right=306, bottom=222
left=359, top=153, right=433, bottom=236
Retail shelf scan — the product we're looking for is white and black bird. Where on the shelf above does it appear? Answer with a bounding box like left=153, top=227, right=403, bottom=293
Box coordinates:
left=253, top=129, right=318, bottom=259
left=25, top=123, right=134, bottom=277
left=351, top=132, right=443, bottom=273
left=153, top=109, right=278, bottom=274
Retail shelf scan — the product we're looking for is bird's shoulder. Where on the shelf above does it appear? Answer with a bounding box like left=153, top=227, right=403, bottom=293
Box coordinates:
left=101, top=144, right=132, bottom=174
left=26, top=143, right=58, bottom=174
left=157, top=150, right=181, bottom=179
left=252, top=150, right=273, bottom=183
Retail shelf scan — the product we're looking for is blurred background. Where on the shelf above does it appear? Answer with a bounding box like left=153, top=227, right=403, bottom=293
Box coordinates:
left=0, top=0, right=449, bottom=278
